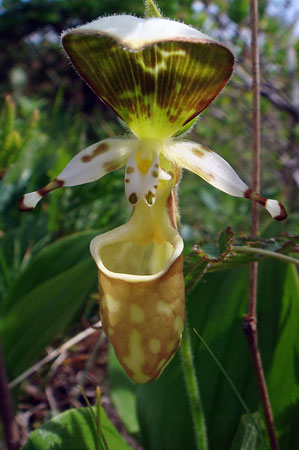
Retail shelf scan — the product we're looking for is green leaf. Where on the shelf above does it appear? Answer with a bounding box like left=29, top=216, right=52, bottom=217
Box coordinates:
left=1, top=231, right=97, bottom=315
left=22, top=406, right=132, bottom=450
left=1, top=257, right=96, bottom=380
left=137, top=260, right=299, bottom=449
left=0, top=231, right=99, bottom=380
left=193, top=226, right=235, bottom=262
left=0, top=232, right=97, bottom=378
left=137, top=354, right=195, bottom=450
left=184, top=231, right=299, bottom=283
left=108, top=343, right=140, bottom=436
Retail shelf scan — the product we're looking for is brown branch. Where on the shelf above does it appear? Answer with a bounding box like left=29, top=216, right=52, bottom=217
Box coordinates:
left=243, top=1, right=280, bottom=449
left=0, top=339, right=20, bottom=450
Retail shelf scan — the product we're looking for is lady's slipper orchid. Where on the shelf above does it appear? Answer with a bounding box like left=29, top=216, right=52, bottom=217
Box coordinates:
left=19, top=13, right=287, bottom=383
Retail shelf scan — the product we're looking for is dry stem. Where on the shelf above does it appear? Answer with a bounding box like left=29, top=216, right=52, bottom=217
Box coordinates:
left=243, top=1, right=280, bottom=449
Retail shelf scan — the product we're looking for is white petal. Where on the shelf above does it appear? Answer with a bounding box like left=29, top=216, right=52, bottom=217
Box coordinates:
left=19, top=138, right=137, bottom=211
left=62, top=15, right=217, bottom=51
left=164, top=140, right=287, bottom=220
left=125, top=152, right=144, bottom=206
left=125, top=152, right=162, bottom=207
left=143, top=153, right=160, bottom=206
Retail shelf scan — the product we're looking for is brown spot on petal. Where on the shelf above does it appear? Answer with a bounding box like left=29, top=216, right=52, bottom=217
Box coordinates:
left=94, top=142, right=109, bottom=154
left=126, top=166, right=135, bottom=174
left=81, top=155, right=91, bottom=163
left=125, top=179, right=130, bottom=183
left=192, top=148, right=205, bottom=158
left=152, top=170, right=159, bottom=178
left=204, top=173, right=215, bottom=182
left=154, top=185, right=158, bottom=189
left=145, top=191, right=155, bottom=205
left=103, top=161, right=119, bottom=173
left=81, top=142, right=109, bottom=163
left=129, top=193, right=138, bottom=204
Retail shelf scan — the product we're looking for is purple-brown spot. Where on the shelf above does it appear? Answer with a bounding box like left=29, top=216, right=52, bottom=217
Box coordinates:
left=152, top=170, right=159, bottom=178
left=81, top=155, right=91, bottom=163
left=145, top=191, right=155, bottom=205
left=129, top=193, right=138, bottom=204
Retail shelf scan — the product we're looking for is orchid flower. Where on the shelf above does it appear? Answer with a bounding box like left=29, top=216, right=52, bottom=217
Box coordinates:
left=19, top=11, right=287, bottom=383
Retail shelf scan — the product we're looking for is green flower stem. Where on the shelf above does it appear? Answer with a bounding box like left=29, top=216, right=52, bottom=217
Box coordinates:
left=179, top=321, right=208, bottom=450
left=232, top=245, right=299, bottom=266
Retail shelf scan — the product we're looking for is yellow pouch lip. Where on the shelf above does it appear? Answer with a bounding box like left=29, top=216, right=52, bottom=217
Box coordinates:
left=90, top=212, right=183, bottom=282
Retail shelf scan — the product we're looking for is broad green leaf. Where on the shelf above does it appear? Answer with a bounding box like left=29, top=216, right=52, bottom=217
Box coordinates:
left=137, top=353, right=195, bottom=450
left=137, top=260, right=299, bottom=449
left=22, top=406, right=132, bottom=450
left=0, top=257, right=96, bottom=379
left=1, top=231, right=98, bottom=315
left=108, top=343, right=140, bottom=436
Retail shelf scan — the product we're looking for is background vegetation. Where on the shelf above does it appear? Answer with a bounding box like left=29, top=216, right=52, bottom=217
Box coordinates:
left=0, top=0, right=298, bottom=449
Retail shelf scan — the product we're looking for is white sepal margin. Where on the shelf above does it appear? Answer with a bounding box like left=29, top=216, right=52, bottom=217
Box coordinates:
left=63, top=15, right=217, bottom=51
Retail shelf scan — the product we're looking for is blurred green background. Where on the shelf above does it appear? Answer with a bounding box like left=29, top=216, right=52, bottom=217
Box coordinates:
left=0, top=1, right=298, bottom=449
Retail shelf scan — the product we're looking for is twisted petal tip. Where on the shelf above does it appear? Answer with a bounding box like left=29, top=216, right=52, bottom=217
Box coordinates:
left=18, top=192, right=42, bottom=212
left=265, top=199, right=288, bottom=221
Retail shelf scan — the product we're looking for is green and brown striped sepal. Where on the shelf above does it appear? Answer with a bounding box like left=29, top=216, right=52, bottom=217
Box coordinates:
left=62, top=16, right=234, bottom=139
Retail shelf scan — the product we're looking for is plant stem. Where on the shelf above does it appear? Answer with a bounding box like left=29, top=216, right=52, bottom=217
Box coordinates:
left=179, top=322, right=208, bottom=450
left=244, top=1, right=280, bottom=449
left=0, top=339, right=20, bottom=450
left=232, top=246, right=299, bottom=266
